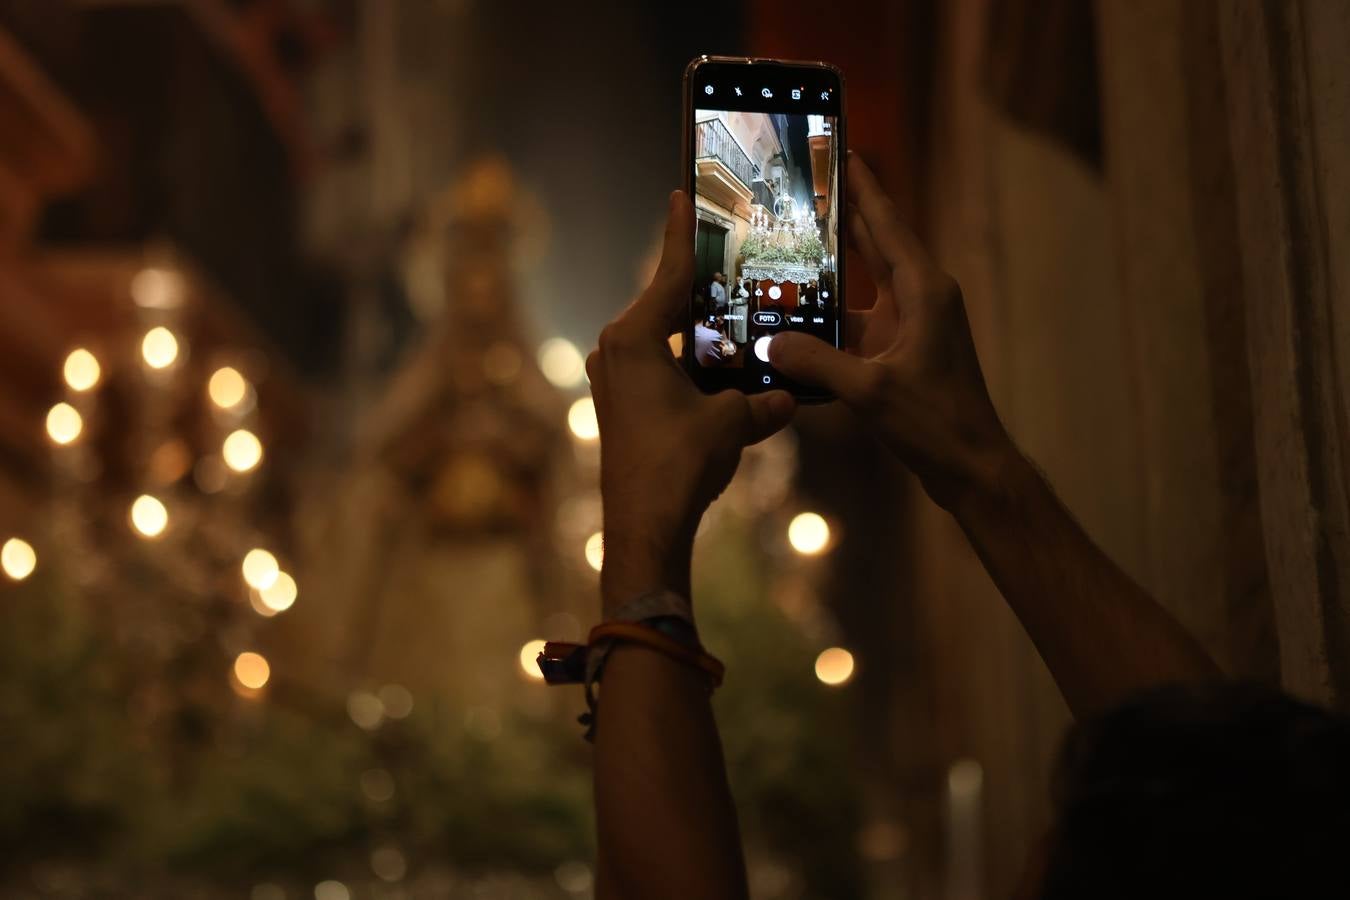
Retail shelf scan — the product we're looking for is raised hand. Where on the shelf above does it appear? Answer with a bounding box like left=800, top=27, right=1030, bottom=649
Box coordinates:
left=770, top=153, right=1012, bottom=510
left=588, top=191, right=796, bottom=610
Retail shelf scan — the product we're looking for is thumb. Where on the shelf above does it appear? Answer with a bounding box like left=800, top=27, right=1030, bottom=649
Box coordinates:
left=741, top=390, right=796, bottom=445
left=768, top=332, right=872, bottom=401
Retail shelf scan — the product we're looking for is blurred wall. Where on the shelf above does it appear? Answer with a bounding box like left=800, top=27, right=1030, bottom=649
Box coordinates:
left=755, top=0, right=1350, bottom=896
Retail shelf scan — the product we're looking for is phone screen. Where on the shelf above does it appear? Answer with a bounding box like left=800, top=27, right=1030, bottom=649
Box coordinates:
left=685, top=59, right=844, bottom=399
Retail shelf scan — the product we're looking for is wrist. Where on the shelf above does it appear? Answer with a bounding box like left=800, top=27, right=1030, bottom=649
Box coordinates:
left=948, top=437, right=1037, bottom=525
left=599, top=519, right=694, bottom=616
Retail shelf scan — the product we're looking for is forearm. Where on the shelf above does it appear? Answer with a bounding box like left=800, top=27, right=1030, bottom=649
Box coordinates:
left=952, top=447, right=1221, bottom=718
left=593, top=544, right=747, bottom=900
left=594, top=645, right=747, bottom=900
left=581, top=189, right=781, bottom=899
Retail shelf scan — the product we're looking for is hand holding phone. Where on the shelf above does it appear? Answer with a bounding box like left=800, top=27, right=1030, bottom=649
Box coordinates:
left=588, top=192, right=796, bottom=610
left=682, top=56, right=846, bottom=402
left=768, top=154, right=1011, bottom=513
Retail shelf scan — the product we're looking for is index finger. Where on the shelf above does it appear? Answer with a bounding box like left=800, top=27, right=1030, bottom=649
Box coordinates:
left=848, top=205, right=893, bottom=289
left=622, top=190, right=696, bottom=339
left=848, top=153, right=937, bottom=290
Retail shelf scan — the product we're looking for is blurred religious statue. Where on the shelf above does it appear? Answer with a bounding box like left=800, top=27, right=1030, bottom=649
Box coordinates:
left=293, top=158, right=577, bottom=711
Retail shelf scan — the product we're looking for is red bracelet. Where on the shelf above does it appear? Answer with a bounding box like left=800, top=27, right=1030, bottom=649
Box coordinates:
left=587, top=621, right=726, bottom=687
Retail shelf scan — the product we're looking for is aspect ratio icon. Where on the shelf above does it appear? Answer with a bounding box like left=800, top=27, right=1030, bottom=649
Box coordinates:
left=791, top=88, right=802, bottom=100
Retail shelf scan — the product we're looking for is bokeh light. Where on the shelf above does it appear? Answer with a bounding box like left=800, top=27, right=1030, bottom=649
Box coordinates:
left=948, top=758, right=984, bottom=799
left=567, top=397, right=599, bottom=441
left=130, top=267, right=184, bottom=309
left=555, top=861, right=594, bottom=894
left=63, top=348, right=101, bottom=391
left=538, top=337, right=586, bottom=388
left=584, top=531, right=604, bottom=572
left=222, top=428, right=263, bottom=472
left=241, top=548, right=280, bottom=590
left=129, top=495, right=169, bottom=538
left=814, top=647, right=855, bottom=686
left=249, top=589, right=279, bottom=618
left=348, top=690, right=385, bottom=731
left=378, top=684, right=414, bottom=719
left=141, top=326, right=180, bottom=369
left=233, top=651, right=271, bottom=689
left=1, top=537, right=37, bottom=581
left=313, top=881, right=349, bottom=900
left=360, top=768, right=396, bottom=803
left=208, top=366, right=249, bottom=409
left=788, top=512, right=831, bottom=555
left=370, top=845, right=407, bottom=883
left=258, top=570, right=297, bottom=612
left=518, top=639, right=547, bottom=680
left=45, top=402, right=83, bottom=445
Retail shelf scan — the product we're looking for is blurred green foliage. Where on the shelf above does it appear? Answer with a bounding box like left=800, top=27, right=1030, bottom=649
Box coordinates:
left=0, top=508, right=862, bottom=896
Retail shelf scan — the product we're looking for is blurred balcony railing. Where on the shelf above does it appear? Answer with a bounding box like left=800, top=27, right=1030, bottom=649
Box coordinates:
left=695, top=118, right=757, bottom=192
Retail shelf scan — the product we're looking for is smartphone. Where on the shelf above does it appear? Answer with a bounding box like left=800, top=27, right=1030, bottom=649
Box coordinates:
left=682, top=55, right=845, bottom=402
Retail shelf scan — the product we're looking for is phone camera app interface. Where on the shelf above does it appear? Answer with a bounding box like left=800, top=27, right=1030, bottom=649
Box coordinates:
left=691, top=108, right=840, bottom=370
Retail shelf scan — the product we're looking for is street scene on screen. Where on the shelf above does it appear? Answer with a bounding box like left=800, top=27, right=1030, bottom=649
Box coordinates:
left=691, top=109, right=840, bottom=368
